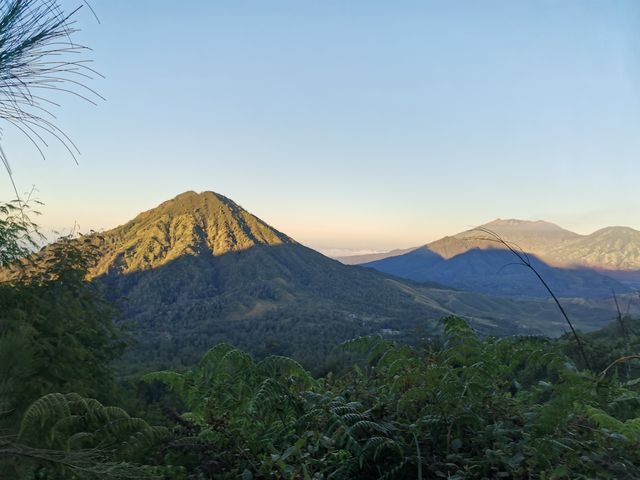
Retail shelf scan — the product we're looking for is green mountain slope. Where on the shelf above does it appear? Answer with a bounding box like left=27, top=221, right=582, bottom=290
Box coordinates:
left=90, top=191, right=292, bottom=276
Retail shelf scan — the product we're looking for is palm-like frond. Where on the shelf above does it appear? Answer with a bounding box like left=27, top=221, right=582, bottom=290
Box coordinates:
left=0, top=0, right=102, bottom=195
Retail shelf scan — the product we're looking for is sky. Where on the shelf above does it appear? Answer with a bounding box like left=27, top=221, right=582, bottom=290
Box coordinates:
left=1, top=0, right=640, bottom=255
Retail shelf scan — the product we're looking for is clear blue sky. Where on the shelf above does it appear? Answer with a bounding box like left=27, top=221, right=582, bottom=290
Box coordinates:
left=2, top=0, right=639, bottom=253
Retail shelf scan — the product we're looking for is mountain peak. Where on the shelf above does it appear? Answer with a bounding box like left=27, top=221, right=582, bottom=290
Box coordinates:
left=91, top=190, right=293, bottom=276
left=482, top=218, right=565, bottom=231
left=153, top=190, right=243, bottom=213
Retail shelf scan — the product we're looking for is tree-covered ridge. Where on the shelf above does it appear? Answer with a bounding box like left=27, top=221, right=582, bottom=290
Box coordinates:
left=364, top=246, right=630, bottom=298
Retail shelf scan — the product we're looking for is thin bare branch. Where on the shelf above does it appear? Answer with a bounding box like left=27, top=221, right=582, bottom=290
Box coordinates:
left=472, top=226, right=592, bottom=370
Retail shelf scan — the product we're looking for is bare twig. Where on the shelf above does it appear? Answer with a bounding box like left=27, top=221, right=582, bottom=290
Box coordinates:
left=599, top=355, right=640, bottom=379
left=612, top=289, right=631, bottom=381
left=473, top=226, right=592, bottom=370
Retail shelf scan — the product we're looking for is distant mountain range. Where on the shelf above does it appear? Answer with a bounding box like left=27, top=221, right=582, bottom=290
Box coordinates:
left=348, top=219, right=640, bottom=298
left=432, top=220, right=640, bottom=279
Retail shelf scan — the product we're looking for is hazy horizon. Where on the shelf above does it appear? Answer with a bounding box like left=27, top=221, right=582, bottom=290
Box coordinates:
left=2, top=1, right=639, bottom=252
left=34, top=189, right=640, bottom=257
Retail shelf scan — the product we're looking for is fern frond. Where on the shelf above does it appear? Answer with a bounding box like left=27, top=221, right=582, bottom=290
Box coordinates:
left=250, top=378, right=280, bottom=415
left=66, top=431, right=95, bottom=450
left=348, top=420, right=393, bottom=436
left=19, top=392, right=73, bottom=440
left=362, top=435, right=403, bottom=460
left=196, top=343, right=237, bottom=373
left=257, top=355, right=314, bottom=386
left=142, top=370, right=187, bottom=399
left=397, top=386, right=430, bottom=415
left=120, top=425, right=169, bottom=458
left=340, top=335, right=383, bottom=353
left=338, top=412, right=370, bottom=425
left=218, top=348, right=255, bottom=375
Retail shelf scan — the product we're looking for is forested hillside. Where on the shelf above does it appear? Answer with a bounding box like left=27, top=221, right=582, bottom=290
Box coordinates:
left=3, top=191, right=627, bottom=376
left=2, top=199, right=640, bottom=479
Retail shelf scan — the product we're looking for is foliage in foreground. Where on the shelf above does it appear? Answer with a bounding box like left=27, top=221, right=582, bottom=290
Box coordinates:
left=6, top=317, right=640, bottom=479
left=0, top=234, right=124, bottom=429
left=1, top=392, right=169, bottom=479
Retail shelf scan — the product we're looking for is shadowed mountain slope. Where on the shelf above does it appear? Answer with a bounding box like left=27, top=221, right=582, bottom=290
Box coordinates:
left=432, top=220, right=640, bottom=280
left=336, top=220, right=577, bottom=265
left=365, top=246, right=629, bottom=298
left=336, top=247, right=418, bottom=265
